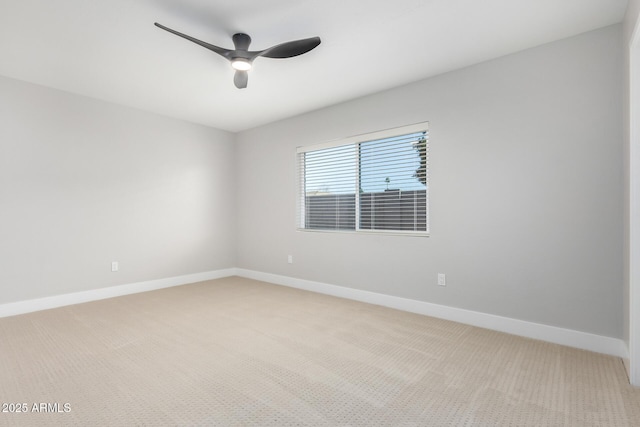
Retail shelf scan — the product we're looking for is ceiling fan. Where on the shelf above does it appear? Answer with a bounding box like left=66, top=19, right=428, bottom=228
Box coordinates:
left=154, top=23, right=321, bottom=89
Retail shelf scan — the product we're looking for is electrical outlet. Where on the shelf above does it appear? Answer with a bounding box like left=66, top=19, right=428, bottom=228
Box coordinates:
left=111, top=261, right=119, bottom=272
left=438, top=273, right=446, bottom=286
left=287, top=255, right=293, bottom=264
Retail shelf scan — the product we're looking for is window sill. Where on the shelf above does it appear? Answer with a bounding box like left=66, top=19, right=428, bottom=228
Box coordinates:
left=296, top=228, right=430, bottom=237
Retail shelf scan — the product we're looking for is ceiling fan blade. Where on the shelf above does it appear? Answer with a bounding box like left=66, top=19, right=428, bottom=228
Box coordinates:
left=154, top=23, right=231, bottom=59
left=234, top=70, right=248, bottom=89
left=258, top=37, right=321, bottom=59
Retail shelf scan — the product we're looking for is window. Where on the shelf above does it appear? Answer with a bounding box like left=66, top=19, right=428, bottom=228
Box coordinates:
left=297, top=122, right=429, bottom=235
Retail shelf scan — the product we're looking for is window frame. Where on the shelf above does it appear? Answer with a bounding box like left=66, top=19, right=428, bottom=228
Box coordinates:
left=296, top=122, right=429, bottom=237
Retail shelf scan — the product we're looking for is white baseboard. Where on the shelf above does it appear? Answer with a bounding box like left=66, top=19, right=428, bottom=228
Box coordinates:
left=236, top=268, right=628, bottom=358
left=0, top=268, right=236, bottom=318
left=1, top=268, right=627, bottom=359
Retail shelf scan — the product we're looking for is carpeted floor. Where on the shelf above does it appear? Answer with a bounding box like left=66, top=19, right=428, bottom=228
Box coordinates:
left=0, top=276, right=639, bottom=426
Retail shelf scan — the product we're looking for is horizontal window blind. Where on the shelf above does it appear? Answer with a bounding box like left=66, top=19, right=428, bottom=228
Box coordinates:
left=297, top=122, right=429, bottom=235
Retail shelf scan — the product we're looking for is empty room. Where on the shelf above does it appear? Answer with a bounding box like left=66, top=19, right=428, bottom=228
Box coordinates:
left=2, top=0, right=640, bottom=425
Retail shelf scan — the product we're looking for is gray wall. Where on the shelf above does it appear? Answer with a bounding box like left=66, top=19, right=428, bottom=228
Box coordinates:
left=0, top=24, right=625, bottom=341
left=623, top=0, right=640, bottom=364
left=236, top=25, right=623, bottom=338
left=0, top=77, right=236, bottom=304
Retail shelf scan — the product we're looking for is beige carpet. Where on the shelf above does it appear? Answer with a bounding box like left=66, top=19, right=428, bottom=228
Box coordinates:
left=0, top=276, right=639, bottom=426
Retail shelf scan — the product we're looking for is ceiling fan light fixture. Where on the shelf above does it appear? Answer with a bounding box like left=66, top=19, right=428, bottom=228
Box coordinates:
left=231, top=58, right=252, bottom=71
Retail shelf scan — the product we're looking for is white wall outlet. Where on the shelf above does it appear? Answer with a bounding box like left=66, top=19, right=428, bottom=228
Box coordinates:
left=438, top=273, right=446, bottom=286
left=111, top=261, right=119, bottom=272
left=287, top=255, right=293, bottom=264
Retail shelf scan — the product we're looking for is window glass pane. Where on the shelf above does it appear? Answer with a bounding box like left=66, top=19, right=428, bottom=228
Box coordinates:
left=304, top=144, right=356, bottom=194
left=358, top=132, right=427, bottom=232
left=303, top=145, right=356, bottom=230
left=359, top=132, right=426, bottom=192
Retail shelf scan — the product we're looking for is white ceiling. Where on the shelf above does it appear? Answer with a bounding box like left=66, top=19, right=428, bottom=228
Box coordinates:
left=0, top=0, right=628, bottom=132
